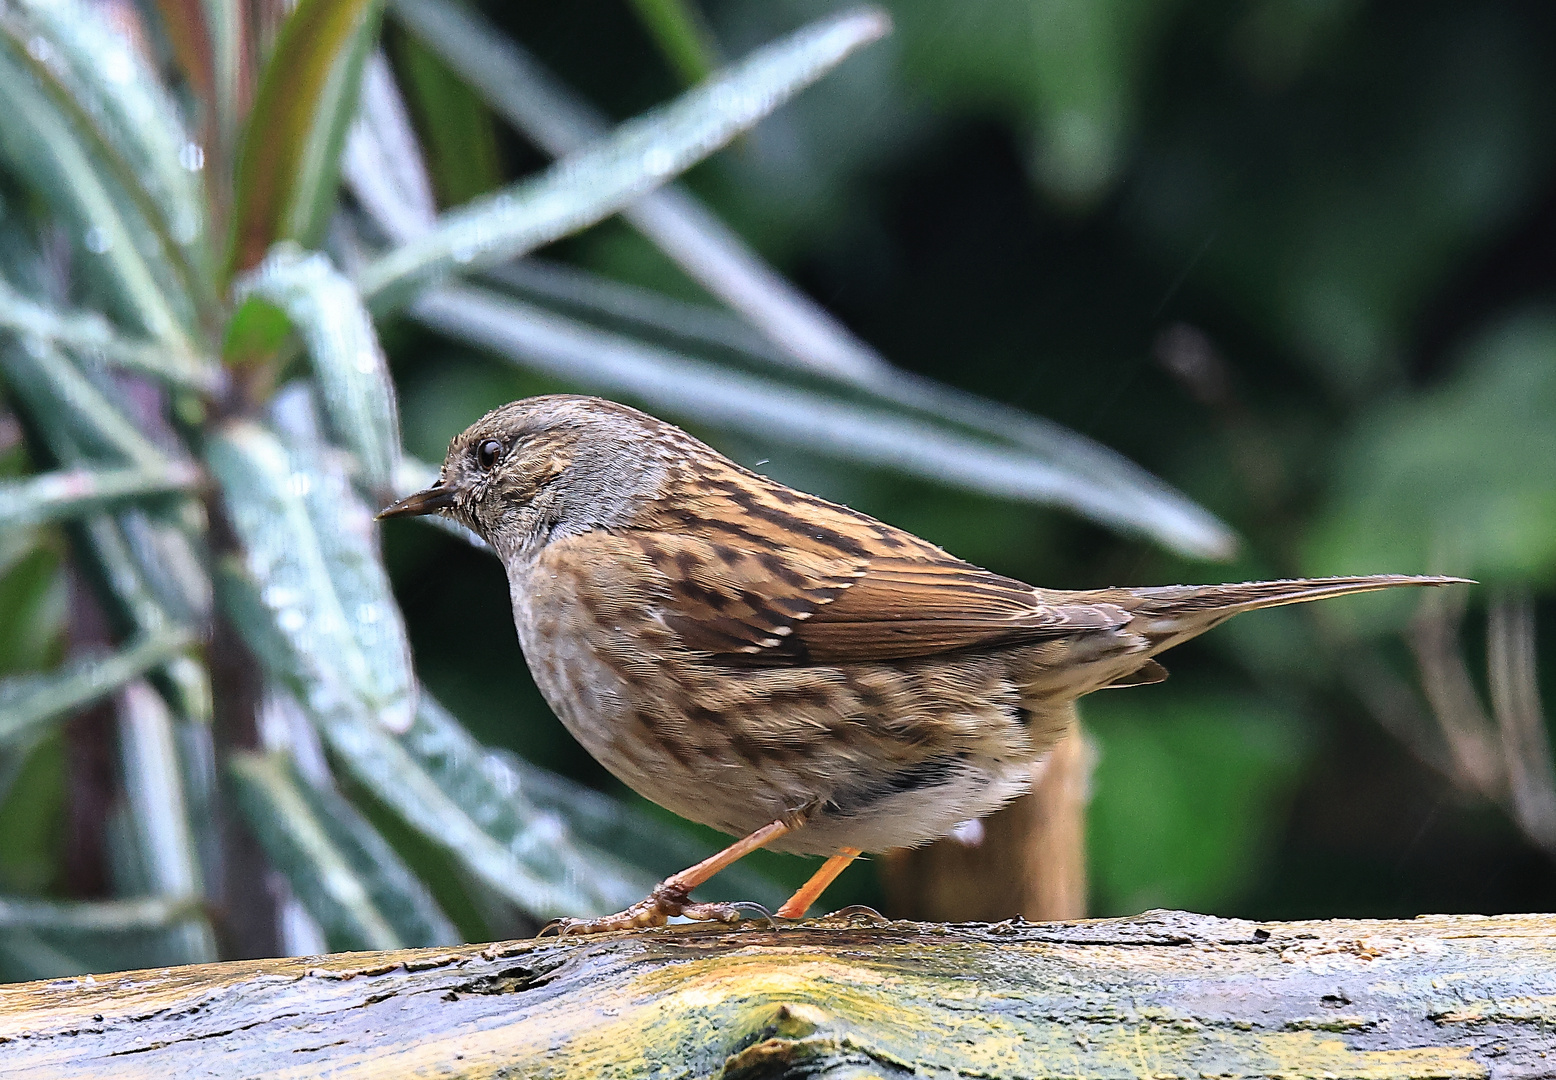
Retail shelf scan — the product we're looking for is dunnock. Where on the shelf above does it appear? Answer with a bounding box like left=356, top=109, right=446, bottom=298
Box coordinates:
left=382, top=395, right=1463, bottom=932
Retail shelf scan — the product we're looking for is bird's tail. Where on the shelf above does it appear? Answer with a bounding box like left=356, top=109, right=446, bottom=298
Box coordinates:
left=1123, top=574, right=1469, bottom=652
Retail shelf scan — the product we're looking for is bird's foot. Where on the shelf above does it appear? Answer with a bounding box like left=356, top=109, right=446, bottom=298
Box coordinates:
left=537, top=882, right=743, bottom=937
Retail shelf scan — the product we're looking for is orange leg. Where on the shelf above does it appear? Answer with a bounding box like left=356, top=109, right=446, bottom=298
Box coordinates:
left=550, top=819, right=793, bottom=935
left=776, top=847, right=864, bottom=919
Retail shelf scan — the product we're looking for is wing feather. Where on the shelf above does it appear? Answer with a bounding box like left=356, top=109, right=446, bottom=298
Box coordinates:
left=632, top=531, right=1128, bottom=666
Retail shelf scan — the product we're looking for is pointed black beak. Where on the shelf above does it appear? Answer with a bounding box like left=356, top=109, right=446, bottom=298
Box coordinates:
left=377, top=484, right=456, bottom=520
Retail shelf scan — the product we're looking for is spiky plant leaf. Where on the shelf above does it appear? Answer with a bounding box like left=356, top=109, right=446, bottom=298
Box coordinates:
left=6, top=0, right=213, bottom=309
left=0, top=278, right=215, bottom=391
left=114, top=680, right=217, bottom=964
left=0, top=463, right=198, bottom=531
left=0, top=628, right=193, bottom=745
left=238, top=248, right=401, bottom=495
left=207, top=419, right=414, bottom=732
left=0, top=25, right=196, bottom=347
left=0, top=894, right=201, bottom=932
left=357, top=7, right=891, bottom=308
left=409, top=692, right=783, bottom=906
left=228, top=751, right=406, bottom=952
left=387, top=0, right=1235, bottom=559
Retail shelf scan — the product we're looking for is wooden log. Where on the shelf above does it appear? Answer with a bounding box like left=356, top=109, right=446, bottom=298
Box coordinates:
left=0, top=910, right=1552, bottom=1078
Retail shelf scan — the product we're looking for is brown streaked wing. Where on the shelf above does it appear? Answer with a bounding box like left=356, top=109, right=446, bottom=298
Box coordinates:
left=629, top=528, right=1130, bottom=666
left=791, top=557, right=1131, bottom=663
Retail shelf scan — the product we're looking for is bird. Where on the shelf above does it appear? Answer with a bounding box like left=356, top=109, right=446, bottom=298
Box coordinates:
left=379, top=394, right=1465, bottom=934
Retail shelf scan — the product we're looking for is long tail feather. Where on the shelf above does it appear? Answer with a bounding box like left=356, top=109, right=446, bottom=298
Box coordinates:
left=1127, top=574, right=1470, bottom=616
left=1123, top=574, right=1471, bottom=652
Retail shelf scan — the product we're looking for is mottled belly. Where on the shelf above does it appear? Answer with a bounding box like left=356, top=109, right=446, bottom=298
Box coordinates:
left=512, top=580, right=1057, bottom=854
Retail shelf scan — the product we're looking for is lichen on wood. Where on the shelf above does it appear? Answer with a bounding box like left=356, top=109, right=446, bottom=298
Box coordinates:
left=0, top=910, right=1552, bottom=1078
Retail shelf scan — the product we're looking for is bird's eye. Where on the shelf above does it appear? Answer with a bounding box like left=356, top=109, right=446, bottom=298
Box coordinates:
left=475, top=439, right=502, bottom=470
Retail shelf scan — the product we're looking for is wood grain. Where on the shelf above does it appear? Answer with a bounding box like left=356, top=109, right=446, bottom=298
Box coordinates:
left=2, top=909, right=1551, bottom=1078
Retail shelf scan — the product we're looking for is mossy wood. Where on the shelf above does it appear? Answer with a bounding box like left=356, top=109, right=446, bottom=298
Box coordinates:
left=0, top=911, right=1551, bottom=1078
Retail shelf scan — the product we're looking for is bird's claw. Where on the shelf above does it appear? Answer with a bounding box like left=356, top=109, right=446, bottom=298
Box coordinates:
left=534, top=882, right=748, bottom=937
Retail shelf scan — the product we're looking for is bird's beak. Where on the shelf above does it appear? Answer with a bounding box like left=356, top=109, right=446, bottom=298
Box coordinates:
left=377, top=484, right=456, bottom=520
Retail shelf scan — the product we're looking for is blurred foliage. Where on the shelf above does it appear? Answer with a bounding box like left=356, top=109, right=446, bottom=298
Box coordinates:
left=0, top=0, right=1552, bottom=987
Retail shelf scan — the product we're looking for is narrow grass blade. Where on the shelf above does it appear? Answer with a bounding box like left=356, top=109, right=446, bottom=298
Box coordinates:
left=201, top=0, right=244, bottom=169
left=237, top=246, right=402, bottom=495
left=0, top=628, right=193, bottom=746
left=358, top=6, right=890, bottom=308
left=115, top=680, right=217, bottom=964
left=227, top=751, right=404, bottom=952
left=0, top=278, right=216, bottom=391
left=207, top=419, right=414, bottom=732
left=220, top=561, right=637, bottom=919
left=0, top=463, right=199, bottom=531
left=10, top=0, right=213, bottom=309
left=0, top=30, right=196, bottom=348
left=269, top=389, right=413, bottom=727
left=413, top=285, right=1209, bottom=546
left=389, top=33, right=502, bottom=213
left=71, top=511, right=208, bottom=650
left=0, top=894, right=201, bottom=932
left=228, top=0, right=386, bottom=276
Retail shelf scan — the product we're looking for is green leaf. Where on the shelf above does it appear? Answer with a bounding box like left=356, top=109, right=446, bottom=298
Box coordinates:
left=0, top=629, right=194, bottom=747
left=487, top=258, right=789, bottom=363
left=201, top=0, right=245, bottom=168
left=289, top=763, right=459, bottom=948
left=207, top=418, right=415, bottom=733
left=1025, top=0, right=1178, bottom=204
left=221, top=294, right=293, bottom=370
left=0, top=277, right=216, bottom=392
left=402, top=692, right=659, bottom=895
left=0, top=463, right=199, bottom=532
left=228, top=0, right=387, bottom=276
left=236, top=246, right=402, bottom=495
left=219, top=561, right=645, bottom=919
left=227, top=751, right=405, bottom=952
left=342, top=50, right=438, bottom=243
left=7, top=0, right=214, bottom=309
left=0, top=538, right=64, bottom=676
left=625, top=0, right=722, bottom=87
left=71, top=510, right=209, bottom=649
left=0, top=27, right=198, bottom=349
left=358, top=6, right=891, bottom=309
left=0, top=338, right=169, bottom=469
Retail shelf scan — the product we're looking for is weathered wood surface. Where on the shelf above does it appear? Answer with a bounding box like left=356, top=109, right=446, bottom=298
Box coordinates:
left=0, top=910, right=1552, bottom=1078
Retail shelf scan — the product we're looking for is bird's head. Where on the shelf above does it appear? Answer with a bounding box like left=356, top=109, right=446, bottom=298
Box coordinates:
left=378, top=395, right=677, bottom=562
